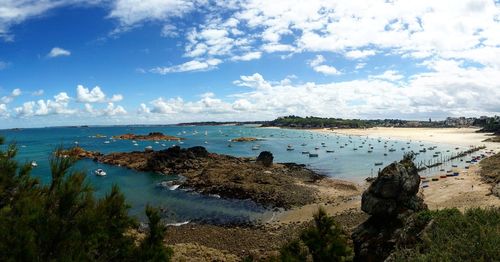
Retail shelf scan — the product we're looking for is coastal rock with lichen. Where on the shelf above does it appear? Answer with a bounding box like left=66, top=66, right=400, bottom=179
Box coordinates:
left=65, top=146, right=326, bottom=208
left=352, top=153, right=428, bottom=261
left=112, top=132, right=184, bottom=141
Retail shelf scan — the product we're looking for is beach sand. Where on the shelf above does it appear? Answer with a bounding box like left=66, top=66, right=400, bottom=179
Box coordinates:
left=313, top=127, right=500, bottom=150
left=270, top=127, right=500, bottom=226
left=419, top=164, right=500, bottom=210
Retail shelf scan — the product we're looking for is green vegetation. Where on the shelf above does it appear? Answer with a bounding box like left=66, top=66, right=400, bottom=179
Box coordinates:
left=0, top=137, right=172, bottom=261
left=265, top=115, right=382, bottom=129
left=279, top=208, right=353, bottom=261
left=392, top=207, right=500, bottom=261
left=476, top=116, right=500, bottom=134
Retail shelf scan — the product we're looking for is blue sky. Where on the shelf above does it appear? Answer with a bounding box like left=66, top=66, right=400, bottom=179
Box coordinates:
left=1, top=0, right=500, bottom=128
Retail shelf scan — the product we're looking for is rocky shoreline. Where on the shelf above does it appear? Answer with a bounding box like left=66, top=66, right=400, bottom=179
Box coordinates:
left=63, top=146, right=334, bottom=208
left=230, top=137, right=260, bottom=142
left=112, top=132, right=184, bottom=141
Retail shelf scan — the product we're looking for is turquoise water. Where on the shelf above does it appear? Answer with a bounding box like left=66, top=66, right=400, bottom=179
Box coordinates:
left=0, top=125, right=476, bottom=223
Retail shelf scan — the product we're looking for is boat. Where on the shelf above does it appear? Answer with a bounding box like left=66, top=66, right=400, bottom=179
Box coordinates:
left=252, top=146, right=260, bottom=150
left=389, top=148, right=396, bottom=152
left=104, top=141, right=110, bottom=144
left=301, top=143, right=307, bottom=146
left=374, top=162, right=384, bottom=166
left=227, top=143, right=232, bottom=147
left=302, top=151, right=310, bottom=154
left=94, top=169, right=106, bottom=176
left=31, top=161, right=38, bottom=167
left=315, top=147, right=320, bottom=150
left=367, top=150, right=373, bottom=153
left=326, top=150, right=335, bottom=153
left=309, top=153, right=319, bottom=157
left=287, top=145, right=294, bottom=151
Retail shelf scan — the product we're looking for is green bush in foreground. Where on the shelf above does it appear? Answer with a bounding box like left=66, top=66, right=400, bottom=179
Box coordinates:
left=392, top=207, right=500, bottom=261
left=0, top=137, right=172, bottom=261
left=280, top=208, right=353, bottom=262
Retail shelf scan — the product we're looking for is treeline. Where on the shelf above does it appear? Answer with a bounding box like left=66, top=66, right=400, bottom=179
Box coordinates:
left=475, top=116, right=500, bottom=134
left=263, top=115, right=408, bottom=129
left=0, top=137, right=172, bottom=261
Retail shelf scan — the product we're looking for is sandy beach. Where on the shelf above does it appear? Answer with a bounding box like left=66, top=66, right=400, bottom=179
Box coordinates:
left=268, top=127, right=500, bottom=227
left=312, top=127, right=500, bottom=150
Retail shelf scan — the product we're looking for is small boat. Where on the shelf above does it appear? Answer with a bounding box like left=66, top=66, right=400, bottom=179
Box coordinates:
left=227, top=143, right=232, bottom=147
left=94, top=169, right=106, bottom=176
left=367, top=150, right=373, bottom=153
left=31, top=161, right=38, bottom=167
left=287, top=145, right=294, bottom=151
left=315, top=147, right=320, bottom=150
left=252, top=146, right=260, bottom=150
left=374, top=162, right=384, bottom=166
left=383, top=153, right=388, bottom=156
left=326, top=150, right=335, bottom=153
left=389, top=148, right=396, bottom=152
left=301, top=143, right=307, bottom=146
left=302, top=151, right=310, bottom=154
left=104, top=141, right=110, bottom=144
left=309, top=153, right=319, bottom=157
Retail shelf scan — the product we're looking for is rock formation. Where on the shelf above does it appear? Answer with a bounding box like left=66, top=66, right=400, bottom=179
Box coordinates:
left=256, top=151, right=273, bottom=167
left=112, top=132, right=184, bottom=141
left=352, top=153, right=427, bottom=261
left=230, top=137, right=260, bottom=142
left=66, top=146, right=325, bottom=208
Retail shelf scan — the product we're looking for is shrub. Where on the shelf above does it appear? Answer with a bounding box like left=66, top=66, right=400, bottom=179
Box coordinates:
left=0, top=137, right=172, bottom=261
left=280, top=208, right=353, bottom=261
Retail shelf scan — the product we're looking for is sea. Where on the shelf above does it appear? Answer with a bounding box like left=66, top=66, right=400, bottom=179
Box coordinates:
left=0, top=125, right=480, bottom=224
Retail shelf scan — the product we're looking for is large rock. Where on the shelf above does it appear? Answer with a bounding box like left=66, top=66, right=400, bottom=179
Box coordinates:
left=352, top=153, right=427, bottom=262
left=492, top=182, right=500, bottom=198
left=256, top=151, right=273, bottom=167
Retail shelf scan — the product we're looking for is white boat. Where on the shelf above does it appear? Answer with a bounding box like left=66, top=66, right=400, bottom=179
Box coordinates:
left=31, top=161, right=38, bottom=167
left=94, top=169, right=107, bottom=176
left=104, top=141, right=110, bottom=144
left=287, top=145, right=294, bottom=151
left=145, top=146, right=153, bottom=150
left=252, top=145, right=260, bottom=150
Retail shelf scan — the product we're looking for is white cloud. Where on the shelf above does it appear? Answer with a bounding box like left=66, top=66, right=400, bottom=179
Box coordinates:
left=108, top=0, right=196, bottom=28
left=231, top=51, right=262, bottom=61
left=308, top=55, right=341, bottom=75
left=32, top=89, right=44, bottom=96
left=15, top=91, right=76, bottom=117
left=161, top=24, right=178, bottom=37
left=47, top=47, right=71, bottom=58
left=355, top=63, right=366, bottom=70
left=150, top=58, right=222, bottom=74
left=0, top=104, right=8, bottom=117
left=86, top=102, right=127, bottom=116
left=1, top=88, right=22, bottom=103
left=370, top=70, right=404, bottom=82
left=76, top=85, right=123, bottom=103
left=344, top=50, right=376, bottom=59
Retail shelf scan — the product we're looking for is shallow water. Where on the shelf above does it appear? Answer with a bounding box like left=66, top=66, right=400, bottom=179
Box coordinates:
left=0, top=125, right=479, bottom=223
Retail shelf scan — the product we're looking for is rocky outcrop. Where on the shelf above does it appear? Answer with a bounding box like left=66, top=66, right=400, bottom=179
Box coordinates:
left=256, top=151, right=273, bottom=167
left=492, top=182, right=500, bottom=198
left=352, top=153, right=427, bottom=262
left=230, top=137, right=260, bottom=142
left=112, top=132, right=184, bottom=141
left=70, top=146, right=325, bottom=208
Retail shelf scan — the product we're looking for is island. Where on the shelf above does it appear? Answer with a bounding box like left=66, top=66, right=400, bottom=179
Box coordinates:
left=230, top=137, right=260, bottom=142
left=112, top=132, right=184, bottom=141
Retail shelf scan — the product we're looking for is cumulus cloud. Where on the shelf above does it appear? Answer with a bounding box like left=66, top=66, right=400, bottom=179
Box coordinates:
left=0, top=103, right=8, bottom=117
left=76, top=85, right=123, bottom=103
left=308, top=55, right=341, bottom=75
left=1, top=88, right=22, bottom=103
left=85, top=102, right=127, bottom=116
left=15, top=92, right=76, bottom=117
left=231, top=51, right=262, bottom=61
left=150, top=58, right=222, bottom=74
left=370, top=70, right=404, bottom=82
left=47, top=47, right=71, bottom=58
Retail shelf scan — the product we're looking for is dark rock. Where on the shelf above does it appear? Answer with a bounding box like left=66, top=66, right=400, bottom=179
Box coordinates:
left=188, top=146, right=209, bottom=158
left=256, top=151, right=274, bottom=167
left=352, top=153, right=428, bottom=262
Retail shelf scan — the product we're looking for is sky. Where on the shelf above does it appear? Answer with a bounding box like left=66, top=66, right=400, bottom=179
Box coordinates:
left=1, top=0, right=500, bottom=128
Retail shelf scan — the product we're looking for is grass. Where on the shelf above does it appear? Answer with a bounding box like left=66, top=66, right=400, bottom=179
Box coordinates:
left=391, top=207, right=500, bottom=261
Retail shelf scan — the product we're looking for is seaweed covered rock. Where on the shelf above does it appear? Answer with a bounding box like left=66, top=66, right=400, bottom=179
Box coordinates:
left=352, top=153, right=427, bottom=261
left=256, top=151, right=274, bottom=167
